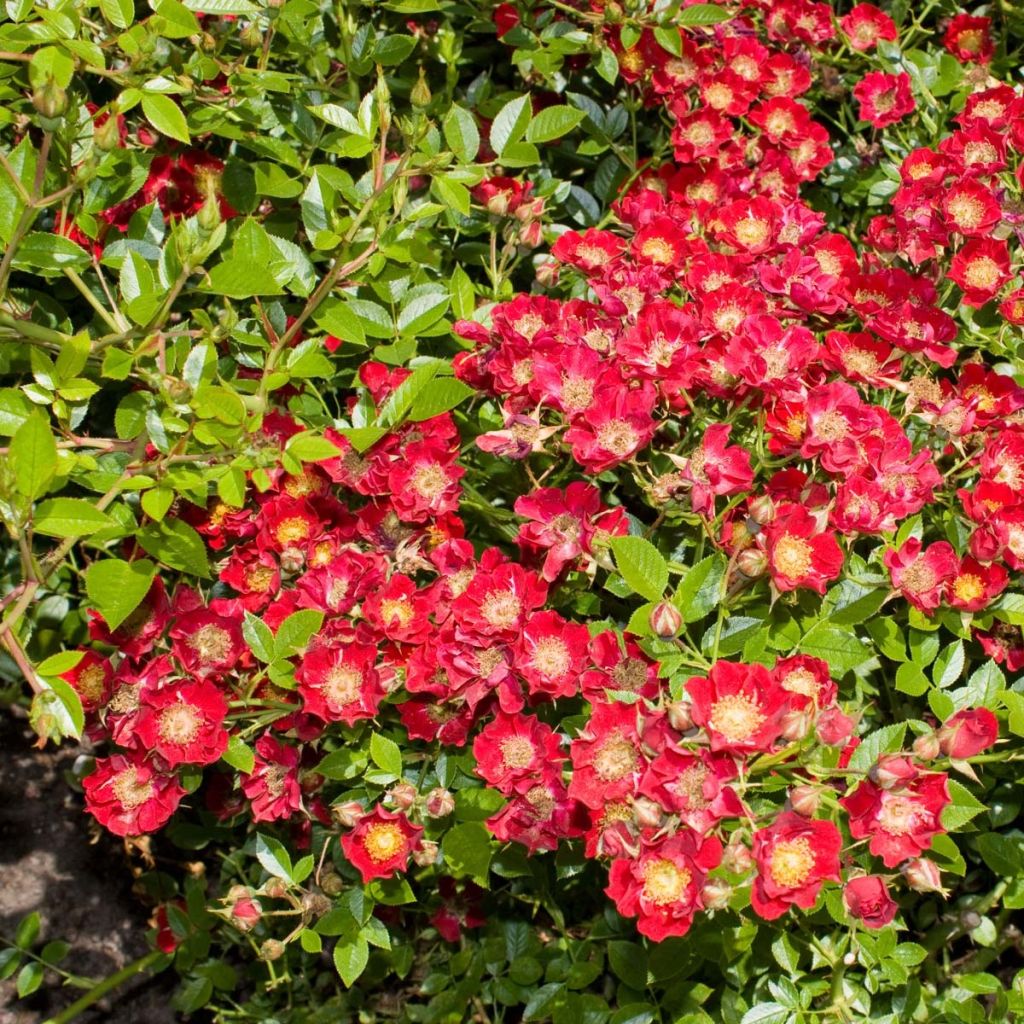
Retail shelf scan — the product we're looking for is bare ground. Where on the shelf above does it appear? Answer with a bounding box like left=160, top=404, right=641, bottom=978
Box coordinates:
left=0, top=712, right=179, bottom=1024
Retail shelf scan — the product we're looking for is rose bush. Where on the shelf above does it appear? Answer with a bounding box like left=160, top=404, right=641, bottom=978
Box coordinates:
left=2, top=0, right=1024, bottom=1022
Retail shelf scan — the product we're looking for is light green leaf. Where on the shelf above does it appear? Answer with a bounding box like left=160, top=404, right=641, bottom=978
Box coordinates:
left=138, top=519, right=210, bottom=578
left=846, top=723, right=907, bottom=774
left=11, top=232, right=91, bottom=272
left=677, top=2, right=733, bottom=25
left=333, top=936, right=369, bottom=987
left=84, top=558, right=157, bottom=631
left=370, top=732, right=402, bottom=776
left=525, top=106, right=585, bottom=143
left=443, top=105, right=480, bottom=163
left=141, top=92, right=190, bottom=144
left=222, top=735, right=255, bottom=774
left=11, top=413, right=58, bottom=499
left=254, top=833, right=293, bottom=880
left=408, top=378, right=474, bottom=421
left=100, top=0, right=133, bottom=28
left=798, top=622, right=869, bottom=676
left=442, top=822, right=493, bottom=885
left=489, top=94, right=531, bottom=158
left=672, top=554, right=725, bottom=623
left=610, top=536, right=668, bottom=602
left=34, top=498, right=115, bottom=537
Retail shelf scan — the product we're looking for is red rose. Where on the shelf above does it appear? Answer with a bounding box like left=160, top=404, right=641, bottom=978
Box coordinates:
left=341, top=806, right=423, bottom=883
left=843, top=875, right=898, bottom=929
left=83, top=753, right=185, bottom=837
left=938, top=708, right=998, bottom=759
left=750, top=812, right=842, bottom=921
left=134, top=680, right=229, bottom=767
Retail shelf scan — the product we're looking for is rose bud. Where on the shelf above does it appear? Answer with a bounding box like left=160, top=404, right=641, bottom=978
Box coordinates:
left=938, top=707, right=999, bottom=759
left=666, top=699, right=693, bottom=732
left=240, top=22, right=263, bottom=49
left=869, top=754, right=917, bottom=790
left=701, top=878, right=733, bottom=910
left=412, top=839, right=440, bottom=867
left=535, top=259, right=559, bottom=287
left=747, top=494, right=776, bottom=526
left=33, top=80, right=67, bottom=119
left=722, top=836, right=753, bottom=874
left=230, top=896, right=262, bottom=932
left=788, top=785, right=822, bottom=818
left=817, top=706, right=856, bottom=746
left=410, top=68, right=432, bottom=110
left=901, top=858, right=946, bottom=895
left=259, top=939, right=286, bottom=961
left=94, top=115, right=121, bottom=152
left=518, top=220, right=543, bottom=249
left=912, top=731, right=941, bottom=761
left=263, top=877, right=290, bottom=899
left=632, top=797, right=663, bottom=829
left=649, top=601, right=682, bottom=638
left=736, top=548, right=768, bottom=578
left=320, top=871, right=345, bottom=896
left=332, top=800, right=365, bottom=828
left=425, top=787, right=455, bottom=818
left=780, top=708, right=812, bottom=742
left=280, top=547, right=305, bottom=574
left=843, top=875, right=898, bottom=929
left=301, top=892, right=331, bottom=920
left=387, top=782, right=418, bottom=811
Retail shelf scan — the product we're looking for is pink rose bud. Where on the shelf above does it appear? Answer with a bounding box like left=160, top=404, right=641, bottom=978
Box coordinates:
left=412, top=840, right=440, bottom=867
left=649, top=601, right=683, bottom=638
left=722, top=837, right=753, bottom=874
left=788, top=784, right=822, bottom=817
left=817, top=706, right=856, bottom=746
left=912, top=731, right=941, bottom=761
left=263, top=877, right=290, bottom=899
left=280, top=547, right=305, bottom=574
left=332, top=800, right=365, bottom=828
left=425, top=787, right=455, bottom=818
left=901, top=858, right=945, bottom=894
left=870, top=754, right=917, bottom=790
left=666, top=699, right=693, bottom=732
left=938, top=707, right=999, bottom=759
left=747, top=494, right=777, bottom=525
left=632, top=797, right=663, bottom=829
left=230, top=896, right=262, bottom=932
left=536, top=260, right=559, bottom=287
left=388, top=782, right=418, bottom=811
left=843, top=875, right=898, bottom=929
left=736, top=548, right=768, bottom=578
left=701, top=878, right=733, bottom=910
left=781, top=708, right=813, bottom=742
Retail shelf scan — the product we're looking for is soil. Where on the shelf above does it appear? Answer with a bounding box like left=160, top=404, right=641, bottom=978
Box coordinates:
left=0, top=711, right=179, bottom=1024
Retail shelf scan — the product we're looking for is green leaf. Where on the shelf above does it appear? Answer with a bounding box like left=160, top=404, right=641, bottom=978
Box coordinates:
left=254, top=833, right=293, bottom=880
left=334, top=936, right=369, bottom=986
left=205, top=259, right=284, bottom=298
left=11, top=232, right=91, bottom=272
left=672, top=554, right=725, bottom=623
left=370, top=732, right=403, bottom=776
left=222, top=735, right=255, bottom=775
left=397, top=289, right=449, bottom=336
left=285, top=431, right=343, bottom=463
left=99, top=0, right=133, bottom=28
left=740, top=1005, right=789, bottom=1024
left=34, top=498, right=115, bottom=538
left=846, top=723, right=907, bottom=774
left=183, top=0, right=259, bottom=12
left=16, top=961, right=43, bottom=999
left=525, top=106, right=586, bottom=143
left=377, top=361, right=443, bottom=428
left=10, top=413, right=58, bottom=499
left=798, top=622, right=870, bottom=676
left=273, top=609, right=324, bottom=658
left=0, top=389, right=34, bottom=436
left=15, top=912, right=40, bottom=949
left=372, top=34, right=416, bottom=65
left=895, top=662, right=929, bottom=696
left=608, top=941, right=647, bottom=990
left=442, top=822, right=493, bottom=885
left=141, top=92, right=190, bottom=144
left=36, top=650, right=85, bottom=675
left=408, top=378, right=474, bottom=421
left=84, top=558, right=157, bottom=632
left=942, top=780, right=988, bottom=831
left=243, top=612, right=275, bottom=663
left=33, top=677, right=85, bottom=740
left=138, top=519, right=210, bottom=578
left=443, top=105, right=480, bottom=163
left=489, top=95, right=531, bottom=158
left=610, top=536, right=668, bottom=602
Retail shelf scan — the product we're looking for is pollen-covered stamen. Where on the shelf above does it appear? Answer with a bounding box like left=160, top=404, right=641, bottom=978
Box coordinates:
left=323, top=666, right=363, bottom=707
left=511, top=359, right=534, bottom=386
left=674, top=764, right=710, bottom=808
left=963, top=256, right=1001, bottom=291
left=112, top=768, right=155, bottom=809
left=275, top=516, right=312, bottom=545
left=898, top=559, right=938, bottom=594
left=158, top=704, right=202, bottom=745
left=813, top=410, right=850, bottom=441
left=761, top=347, right=791, bottom=380
left=946, top=192, right=986, bottom=231
left=411, top=463, right=451, bottom=501
left=641, top=858, right=692, bottom=905
left=708, top=694, right=766, bottom=742
left=500, top=736, right=536, bottom=770
left=611, top=657, right=648, bottom=692
left=379, top=598, right=414, bottom=627
left=593, top=734, right=638, bottom=781
left=513, top=313, right=544, bottom=339
left=876, top=793, right=925, bottom=835
left=639, top=237, right=675, bottom=265
left=530, top=636, right=571, bottom=678
left=842, top=349, right=881, bottom=377
left=963, top=141, right=999, bottom=167
left=246, top=565, right=276, bottom=592
left=768, top=837, right=815, bottom=888
left=683, top=121, right=715, bottom=147
left=524, top=785, right=555, bottom=818
left=772, top=535, right=813, bottom=579
left=188, top=624, right=233, bottom=664
left=480, top=589, right=522, bottom=630
left=733, top=216, right=770, bottom=249
left=263, top=763, right=288, bottom=798
left=283, top=471, right=319, bottom=498
left=780, top=669, right=818, bottom=698
left=362, top=822, right=405, bottom=862
left=77, top=664, right=108, bottom=703
left=576, top=244, right=614, bottom=267
left=712, top=304, right=745, bottom=334
left=475, top=647, right=506, bottom=676
left=952, top=573, right=984, bottom=604
left=596, top=419, right=640, bottom=457
left=561, top=374, right=595, bottom=412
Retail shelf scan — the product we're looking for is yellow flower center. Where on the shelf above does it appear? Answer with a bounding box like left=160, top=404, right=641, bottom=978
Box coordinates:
left=642, top=858, right=692, bottom=905
left=963, top=256, right=1000, bottom=290
left=77, top=664, right=107, bottom=703
left=379, top=598, right=414, bottom=627
left=946, top=193, right=986, bottom=231
left=780, top=668, right=818, bottom=698
left=188, top=624, right=233, bottom=664
left=481, top=589, right=522, bottom=629
left=708, top=693, right=766, bottom=743
left=323, top=665, right=362, bottom=708
left=772, top=535, right=813, bottom=579
left=953, top=573, right=984, bottom=604
left=112, top=767, right=155, bottom=809
left=362, top=822, right=405, bottom=863
left=899, top=559, right=937, bottom=594
left=411, top=463, right=450, bottom=500
left=275, top=516, right=311, bottom=545
left=500, top=736, right=535, bottom=770
left=769, top=837, right=815, bottom=888
left=596, top=419, right=639, bottom=457
left=593, top=734, right=638, bottom=781
left=561, top=375, right=595, bottom=412
left=159, top=704, right=202, bottom=745
left=530, top=636, right=571, bottom=679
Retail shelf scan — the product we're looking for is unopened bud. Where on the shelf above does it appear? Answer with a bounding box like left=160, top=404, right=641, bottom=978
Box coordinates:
left=412, top=839, right=439, bottom=867
left=843, top=951, right=856, bottom=967
left=869, top=754, right=915, bottom=790
left=279, top=547, right=305, bottom=574
left=229, top=896, right=262, bottom=931
left=240, top=22, right=263, bottom=49
left=259, top=939, right=286, bottom=961
left=320, top=872, right=345, bottom=896
left=747, top=494, right=776, bottom=526
left=961, top=910, right=982, bottom=932
left=425, top=787, right=455, bottom=818
left=901, top=858, right=945, bottom=894
left=913, top=731, right=941, bottom=761
left=301, top=892, right=331, bottom=920
left=736, top=548, right=768, bottom=579
left=701, top=878, right=733, bottom=910
left=332, top=800, right=364, bottom=828
left=410, top=68, right=432, bottom=110
left=666, top=699, right=693, bottom=733
left=263, top=877, right=290, bottom=899
left=788, top=784, right=822, bottom=817
left=388, top=782, right=418, bottom=811
left=780, top=708, right=812, bottom=742
left=301, top=771, right=324, bottom=795
left=535, top=260, right=559, bottom=288
left=33, top=80, right=67, bottom=119
left=722, top=837, right=753, bottom=874
left=485, top=191, right=510, bottom=216
left=94, top=114, right=121, bottom=151
left=604, top=1, right=625, bottom=23
left=197, top=192, right=221, bottom=232
left=518, top=220, right=543, bottom=249
left=649, top=601, right=682, bottom=638
left=632, top=797, right=663, bottom=829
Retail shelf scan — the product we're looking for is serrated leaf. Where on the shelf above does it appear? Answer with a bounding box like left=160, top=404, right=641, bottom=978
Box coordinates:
left=799, top=622, right=869, bottom=676
left=610, top=536, right=668, bottom=602
left=408, top=378, right=474, bottom=421
left=442, top=821, right=493, bottom=884
left=489, top=94, right=531, bottom=158
left=84, top=558, right=156, bottom=631
left=222, top=735, right=255, bottom=774
left=677, top=2, right=732, bottom=25
left=846, top=723, right=907, bottom=774
left=10, top=413, right=57, bottom=500
left=33, top=498, right=115, bottom=537
left=942, top=780, right=987, bottom=831
left=141, top=93, right=190, bottom=144
left=254, top=833, right=293, bottom=880
left=525, top=105, right=585, bottom=143
left=370, top=732, right=402, bottom=776
left=243, top=612, right=275, bottom=663
left=100, top=0, right=133, bottom=27
left=673, top=554, right=725, bottom=623
left=11, top=233, right=91, bottom=272
left=443, top=105, right=480, bottom=163
left=138, top=519, right=210, bottom=577
left=334, top=936, right=369, bottom=986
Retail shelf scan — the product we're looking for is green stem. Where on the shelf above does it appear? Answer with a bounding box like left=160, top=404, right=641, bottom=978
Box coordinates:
left=41, top=950, right=164, bottom=1024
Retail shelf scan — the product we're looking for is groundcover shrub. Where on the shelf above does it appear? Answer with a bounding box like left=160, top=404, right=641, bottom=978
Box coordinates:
left=2, top=0, right=1024, bottom=1020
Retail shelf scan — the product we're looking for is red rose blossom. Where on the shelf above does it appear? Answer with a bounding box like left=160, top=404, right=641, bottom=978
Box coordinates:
left=843, top=875, right=898, bottom=928
left=341, top=806, right=423, bottom=883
